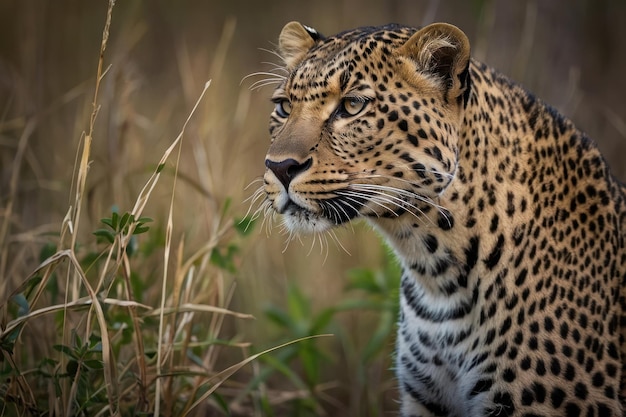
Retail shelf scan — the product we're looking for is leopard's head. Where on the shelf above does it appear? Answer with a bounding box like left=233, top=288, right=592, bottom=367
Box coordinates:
left=262, top=22, right=471, bottom=234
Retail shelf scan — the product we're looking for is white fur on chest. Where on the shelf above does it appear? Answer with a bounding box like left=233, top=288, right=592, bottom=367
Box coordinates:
left=397, top=284, right=487, bottom=416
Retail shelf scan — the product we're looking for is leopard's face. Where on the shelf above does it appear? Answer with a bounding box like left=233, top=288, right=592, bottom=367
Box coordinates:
left=263, top=23, right=471, bottom=233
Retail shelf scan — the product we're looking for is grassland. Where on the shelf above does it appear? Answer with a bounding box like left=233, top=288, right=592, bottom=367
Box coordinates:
left=0, top=0, right=624, bottom=415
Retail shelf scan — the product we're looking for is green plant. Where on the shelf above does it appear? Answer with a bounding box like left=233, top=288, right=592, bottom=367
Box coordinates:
left=243, top=243, right=400, bottom=417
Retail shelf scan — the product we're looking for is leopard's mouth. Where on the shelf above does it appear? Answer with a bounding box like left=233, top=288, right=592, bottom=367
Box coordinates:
left=275, top=193, right=363, bottom=233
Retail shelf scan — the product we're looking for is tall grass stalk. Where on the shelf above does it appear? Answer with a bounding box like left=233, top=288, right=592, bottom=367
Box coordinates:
left=60, top=1, right=116, bottom=413
left=153, top=79, right=211, bottom=417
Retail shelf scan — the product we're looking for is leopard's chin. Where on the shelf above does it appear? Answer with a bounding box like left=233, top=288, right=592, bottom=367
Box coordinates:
left=281, top=206, right=337, bottom=234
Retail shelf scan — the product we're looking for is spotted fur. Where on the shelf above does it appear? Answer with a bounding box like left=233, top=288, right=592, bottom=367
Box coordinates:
left=259, top=21, right=626, bottom=416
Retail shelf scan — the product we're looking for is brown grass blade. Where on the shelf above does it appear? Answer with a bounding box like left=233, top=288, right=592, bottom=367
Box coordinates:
left=181, top=334, right=334, bottom=416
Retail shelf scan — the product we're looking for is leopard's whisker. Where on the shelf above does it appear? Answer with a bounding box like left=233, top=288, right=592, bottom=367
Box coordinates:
left=249, top=78, right=285, bottom=91
left=243, top=177, right=265, bottom=190
left=325, top=199, right=353, bottom=225
left=350, top=182, right=450, bottom=215
left=241, top=71, right=286, bottom=84
left=243, top=185, right=270, bottom=226
left=339, top=199, right=358, bottom=234
left=260, top=201, right=275, bottom=237
left=338, top=193, right=387, bottom=217
left=279, top=220, right=298, bottom=252
left=258, top=47, right=287, bottom=65
left=328, top=228, right=351, bottom=256
left=243, top=184, right=267, bottom=207
left=345, top=185, right=429, bottom=214
left=260, top=61, right=289, bottom=74
left=336, top=190, right=400, bottom=219
left=321, top=232, right=330, bottom=264
left=344, top=185, right=441, bottom=227
left=307, top=230, right=325, bottom=258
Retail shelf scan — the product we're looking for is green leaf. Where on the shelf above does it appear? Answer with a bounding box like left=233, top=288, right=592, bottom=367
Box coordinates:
left=88, top=335, right=102, bottom=351
left=346, top=268, right=381, bottom=294
left=234, top=216, right=256, bottom=236
left=221, top=197, right=232, bottom=217
left=133, top=225, right=150, bottom=235
left=100, top=217, right=114, bottom=229
left=310, top=307, right=336, bottom=334
left=299, top=342, right=321, bottom=386
left=83, top=359, right=103, bottom=370
left=156, top=163, right=165, bottom=173
left=66, top=359, right=78, bottom=377
left=22, top=274, right=43, bottom=299
left=334, top=298, right=385, bottom=311
left=259, top=395, right=275, bottom=417
left=93, top=229, right=115, bottom=244
left=286, top=285, right=310, bottom=322
left=263, top=306, right=293, bottom=329
left=210, top=245, right=239, bottom=273
left=259, top=353, right=308, bottom=390
left=111, top=212, right=119, bottom=230
left=53, top=344, right=77, bottom=359
left=209, top=392, right=230, bottom=414
left=0, top=323, right=23, bottom=354
left=72, top=330, right=83, bottom=351
left=361, top=309, right=395, bottom=363
left=119, top=212, right=131, bottom=231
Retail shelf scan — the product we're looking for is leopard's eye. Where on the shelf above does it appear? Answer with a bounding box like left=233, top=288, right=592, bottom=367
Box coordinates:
left=339, top=97, right=367, bottom=117
left=274, top=99, right=292, bottom=118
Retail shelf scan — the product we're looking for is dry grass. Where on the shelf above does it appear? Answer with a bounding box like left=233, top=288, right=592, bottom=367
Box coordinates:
left=0, top=2, right=262, bottom=415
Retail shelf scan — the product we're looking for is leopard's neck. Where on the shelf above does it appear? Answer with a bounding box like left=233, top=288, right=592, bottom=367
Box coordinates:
left=366, top=62, right=573, bottom=303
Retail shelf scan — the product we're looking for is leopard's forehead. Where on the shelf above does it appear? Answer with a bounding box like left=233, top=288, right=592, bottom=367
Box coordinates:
left=318, top=24, right=414, bottom=50
left=301, top=24, right=415, bottom=65
left=286, top=24, right=416, bottom=96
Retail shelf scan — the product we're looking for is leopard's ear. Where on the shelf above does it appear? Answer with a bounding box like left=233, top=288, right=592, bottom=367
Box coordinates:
left=398, top=23, right=471, bottom=105
left=278, top=22, right=324, bottom=69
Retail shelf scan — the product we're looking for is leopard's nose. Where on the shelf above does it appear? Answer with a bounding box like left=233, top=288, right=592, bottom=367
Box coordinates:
left=265, top=157, right=312, bottom=190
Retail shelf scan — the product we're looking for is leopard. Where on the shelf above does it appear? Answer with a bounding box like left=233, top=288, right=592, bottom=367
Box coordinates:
left=257, top=20, right=626, bottom=416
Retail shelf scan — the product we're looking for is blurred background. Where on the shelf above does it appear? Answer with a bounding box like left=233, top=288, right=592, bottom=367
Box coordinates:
left=0, top=0, right=625, bottom=415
